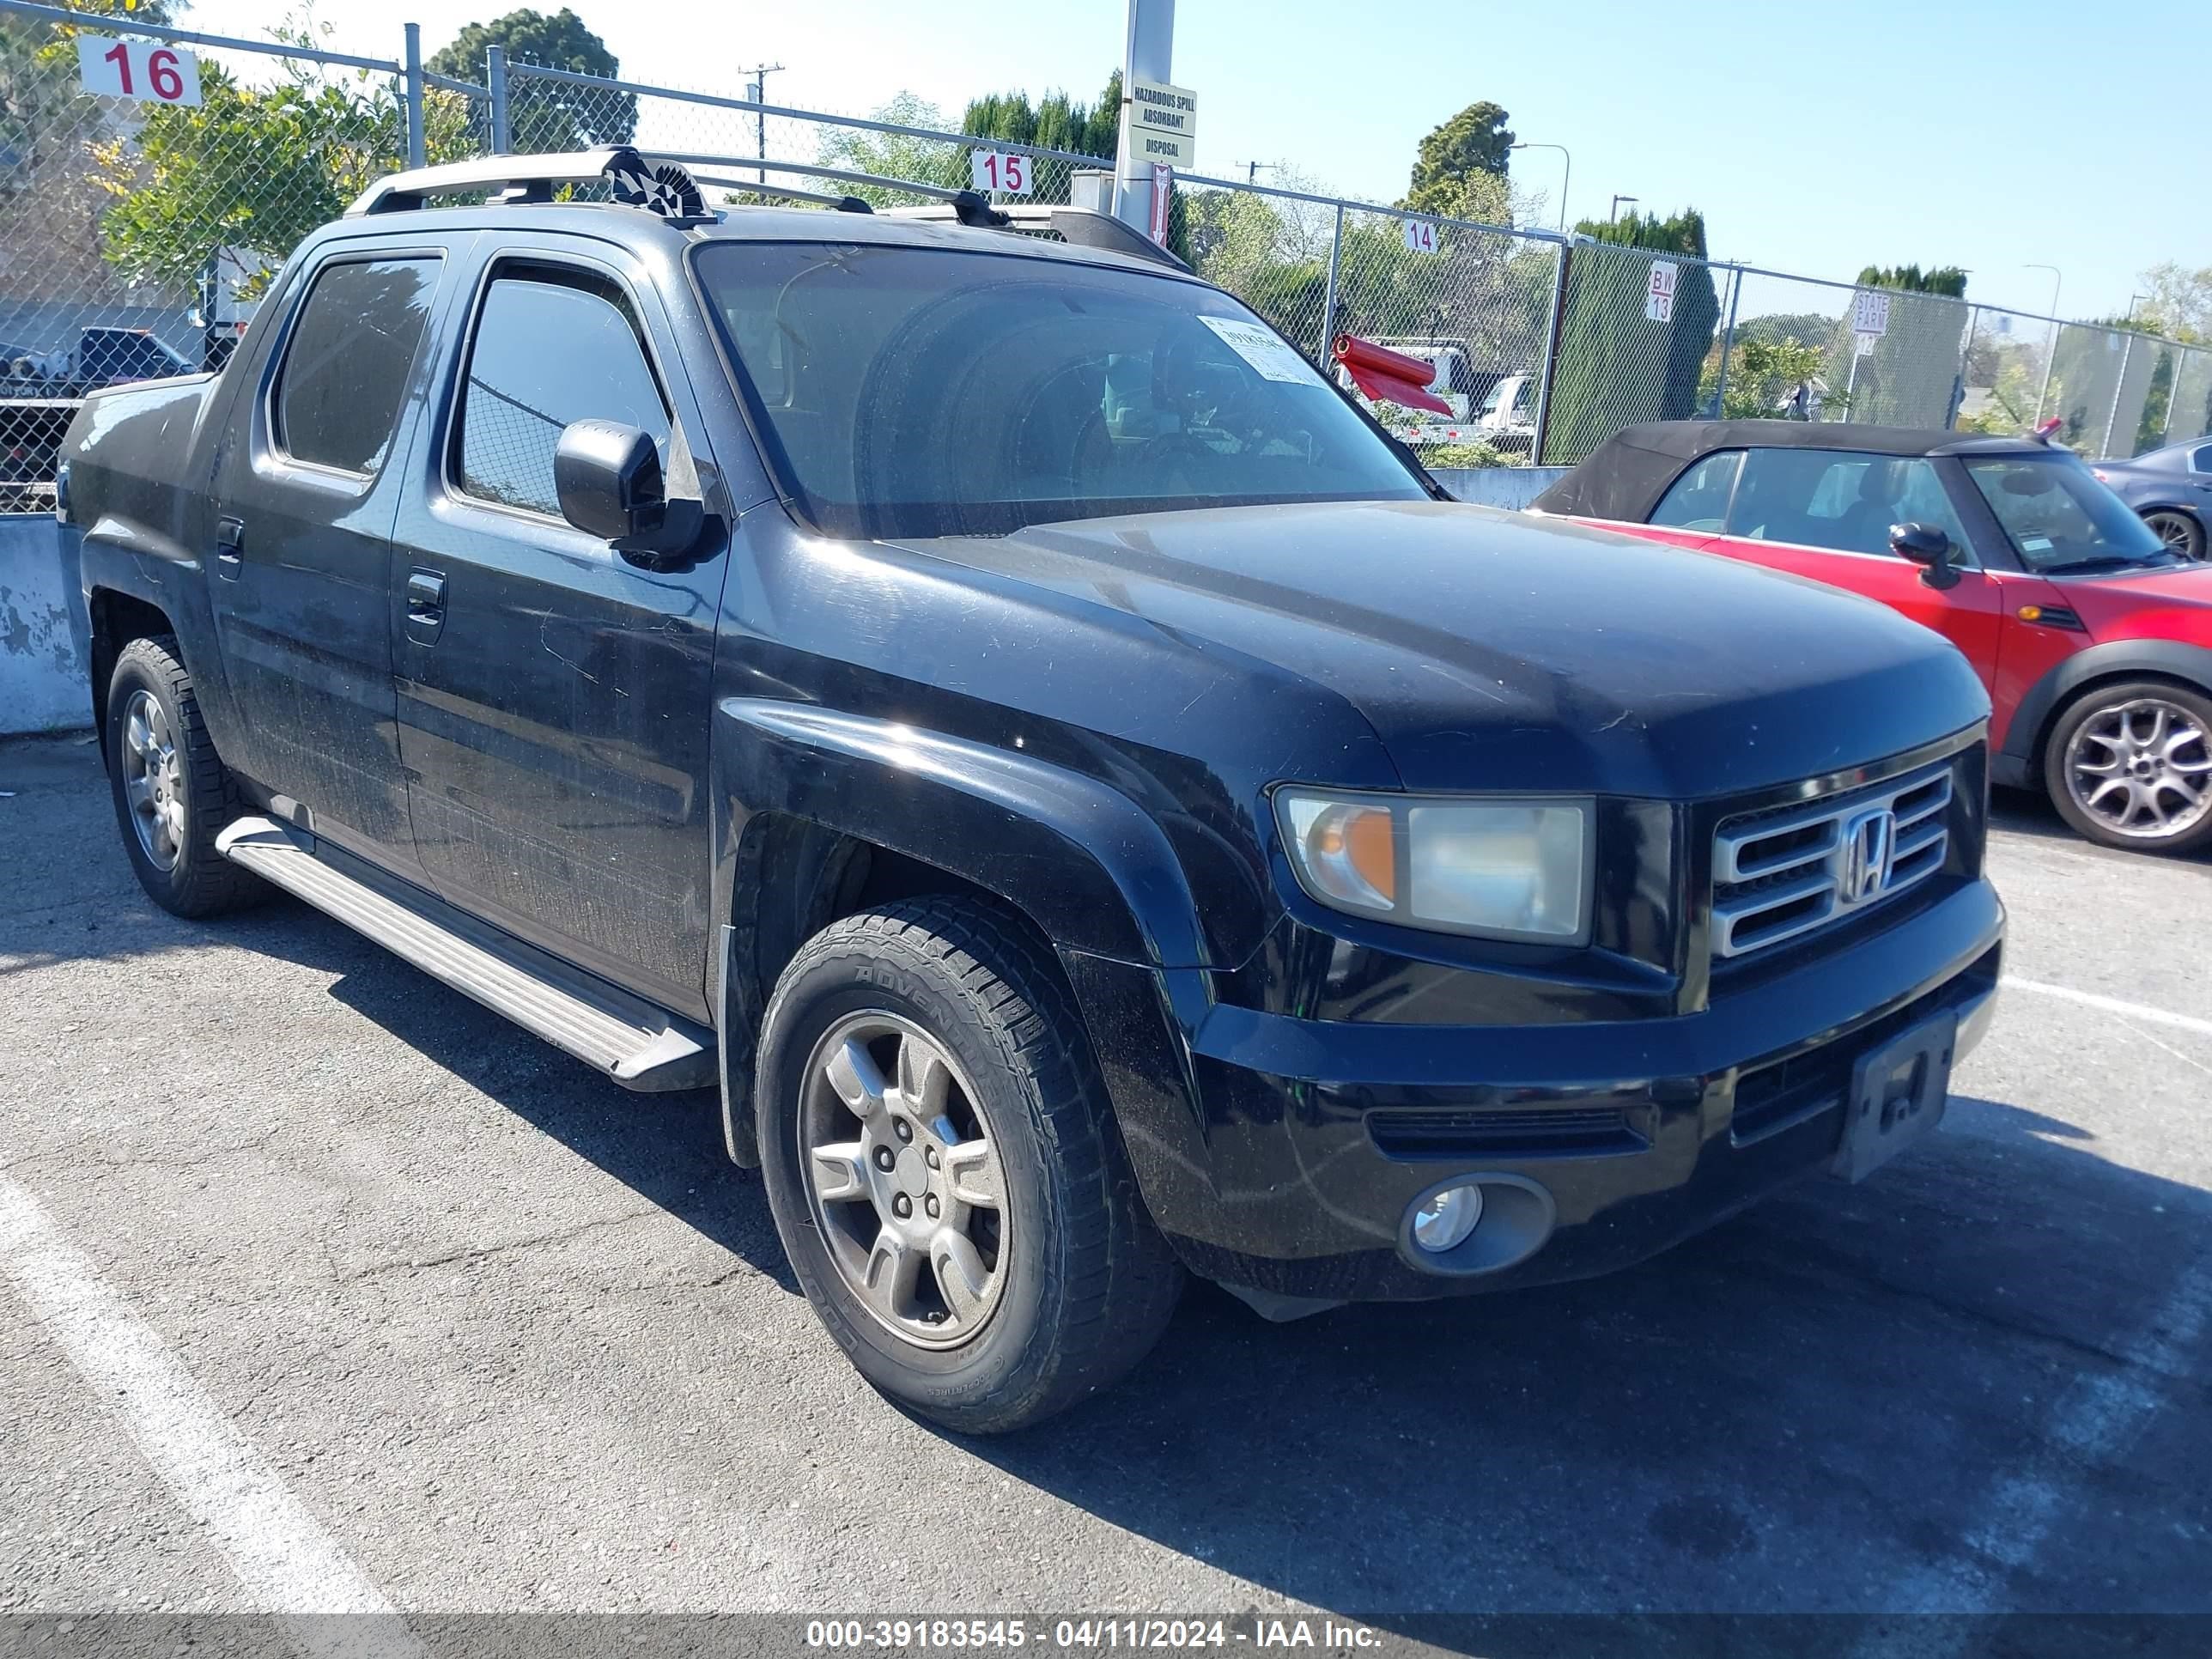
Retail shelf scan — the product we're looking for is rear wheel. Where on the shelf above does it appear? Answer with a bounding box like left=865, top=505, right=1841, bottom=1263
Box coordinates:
left=756, top=899, right=1183, bottom=1433
left=2142, top=509, right=2206, bottom=560
left=2043, top=680, right=2212, bottom=855
left=104, top=635, right=265, bottom=917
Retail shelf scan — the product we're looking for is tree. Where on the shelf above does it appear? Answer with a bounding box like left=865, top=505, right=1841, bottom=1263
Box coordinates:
left=1835, top=264, right=1971, bottom=427
left=961, top=70, right=1119, bottom=175
left=817, top=91, right=967, bottom=207
left=2135, top=260, right=2211, bottom=343
left=426, top=9, right=633, bottom=149
left=1854, top=264, right=1967, bottom=297
left=1401, top=100, right=1512, bottom=218
left=94, top=37, right=477, bottom=297
left=1699, top=336, right=1826, bottom=421
left=0, top=0, right=191, bottom=308
left=1541, top=209, right=1720, bottom=461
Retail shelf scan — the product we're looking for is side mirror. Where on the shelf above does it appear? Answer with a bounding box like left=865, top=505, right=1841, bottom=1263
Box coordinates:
left=1891, top=521, right=1962, bottom=590
left=554, top=420, right=701, bottom=565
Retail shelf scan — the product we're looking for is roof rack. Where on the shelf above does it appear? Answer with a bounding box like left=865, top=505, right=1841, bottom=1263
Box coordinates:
left=346, top=149, right=1187, bottom=271
left=345, top=146, right=872, bottom=223
left=888, top=201, right=1189, bottom=271
left=644, top=153, right=1191, bottom=271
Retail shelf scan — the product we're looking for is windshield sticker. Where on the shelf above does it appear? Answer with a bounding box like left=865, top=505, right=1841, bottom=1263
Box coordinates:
left=1197, top=314, right=1322, bottom=385
left=2021, top=536, right=2053, bottom=550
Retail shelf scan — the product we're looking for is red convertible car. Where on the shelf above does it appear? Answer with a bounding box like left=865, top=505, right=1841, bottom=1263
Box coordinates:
left=1533, top=422, right=2212, bottom=855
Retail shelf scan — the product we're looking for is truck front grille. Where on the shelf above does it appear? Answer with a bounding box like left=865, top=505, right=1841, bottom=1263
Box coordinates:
left=1711, top=759, right=1954, bottom=961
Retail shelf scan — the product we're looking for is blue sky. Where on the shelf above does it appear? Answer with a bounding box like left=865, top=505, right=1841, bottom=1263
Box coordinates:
left=186, top=0, right=2198, bottom=321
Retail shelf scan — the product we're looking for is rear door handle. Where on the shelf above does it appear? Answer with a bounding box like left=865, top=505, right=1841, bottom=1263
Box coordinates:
left=405, top=568, right=447, bottom=644
left=215, top=516, right=244, bottom=580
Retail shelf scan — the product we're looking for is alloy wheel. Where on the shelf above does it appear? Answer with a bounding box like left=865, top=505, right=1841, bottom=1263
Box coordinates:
left=2063, top=697, right=2212, bottom=842
left=2144, top=512, right=2202, bottom=557
left=799, top=1012, right=1007, bottom=1350
left=120, top=689, right=186, bottom=871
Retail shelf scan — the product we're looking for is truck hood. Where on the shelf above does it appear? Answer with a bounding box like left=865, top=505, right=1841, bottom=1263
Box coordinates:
left=890, top=500, right=1988, bottom=799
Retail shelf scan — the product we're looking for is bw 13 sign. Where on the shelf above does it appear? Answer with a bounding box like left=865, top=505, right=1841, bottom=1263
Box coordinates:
left=76, top=34, right=204, bottom=107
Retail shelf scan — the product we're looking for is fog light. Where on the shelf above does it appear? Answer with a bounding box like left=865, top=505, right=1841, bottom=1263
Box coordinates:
left=1409, top=1183, right=1483, bottom=1253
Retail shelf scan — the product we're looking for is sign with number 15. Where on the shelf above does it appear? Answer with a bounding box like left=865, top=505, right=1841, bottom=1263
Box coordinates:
left=969, top=150, right=1031, bottom=195
left=77, top=33, right=203, bottom=107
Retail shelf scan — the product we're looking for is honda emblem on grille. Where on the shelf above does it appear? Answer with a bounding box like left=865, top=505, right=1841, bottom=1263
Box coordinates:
left=1839, top=808, right=1895, bottom=903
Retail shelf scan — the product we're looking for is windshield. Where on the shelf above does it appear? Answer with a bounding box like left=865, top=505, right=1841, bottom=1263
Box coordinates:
left=692, top=240, right=1425, bottom=538
left=1962, top=453, right=2172, bottom=573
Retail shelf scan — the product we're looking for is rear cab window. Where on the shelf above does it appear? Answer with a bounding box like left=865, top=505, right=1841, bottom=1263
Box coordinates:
left=271, top=255, right=441, bottom=477
left=1723, top=447, right=1972, bottom=562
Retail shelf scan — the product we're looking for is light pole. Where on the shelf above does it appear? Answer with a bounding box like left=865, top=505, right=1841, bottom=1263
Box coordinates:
left=2023, top=263, right=2062, bottom=321
left=1609, top=193, right=1637, bottom=223
left=2024, top=264, right=2063, bottom=427
left=1510, top=142, right=1569, bottom=234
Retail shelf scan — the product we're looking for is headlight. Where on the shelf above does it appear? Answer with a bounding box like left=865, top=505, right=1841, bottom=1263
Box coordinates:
left=1274, top=788, right=1593, bottom=943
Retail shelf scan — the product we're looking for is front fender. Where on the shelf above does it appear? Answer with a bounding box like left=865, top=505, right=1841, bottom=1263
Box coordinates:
left=714, top=697, right=1210, bottom=969
left=1996, top=637, right=2212, bottom=787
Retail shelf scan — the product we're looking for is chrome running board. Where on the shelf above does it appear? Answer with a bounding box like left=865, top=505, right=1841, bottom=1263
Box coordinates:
left=216, top=815, right=715, bottom=1092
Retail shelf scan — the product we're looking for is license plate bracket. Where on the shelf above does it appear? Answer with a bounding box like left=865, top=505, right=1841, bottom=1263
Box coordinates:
left=1830, top=1012, right=1956, bottom=1183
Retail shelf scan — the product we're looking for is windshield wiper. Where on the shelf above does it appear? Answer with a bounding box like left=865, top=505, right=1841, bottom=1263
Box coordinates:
left=2036, top=553, right=2179, bottom=575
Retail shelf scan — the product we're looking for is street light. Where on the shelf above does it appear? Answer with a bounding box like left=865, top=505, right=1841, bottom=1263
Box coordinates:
left=2023, top=263, right=2062, bottom=321
left=2023, top=264, right=2063, bottom=428
left=1609, top=193, right=1638, bottom=223
left=1510, top=141, right=1569, bottom=234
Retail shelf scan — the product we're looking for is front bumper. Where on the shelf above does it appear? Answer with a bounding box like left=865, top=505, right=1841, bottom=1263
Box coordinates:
left=1065, top=877, right=2004, bottom=1304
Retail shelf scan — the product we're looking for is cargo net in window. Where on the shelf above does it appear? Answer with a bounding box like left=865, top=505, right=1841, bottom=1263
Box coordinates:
left=459, top=375, right=567, bottom=516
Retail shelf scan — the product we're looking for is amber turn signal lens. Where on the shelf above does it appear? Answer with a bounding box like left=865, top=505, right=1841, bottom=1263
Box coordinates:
left=2017, top=605, right=2043, bottom=622
left=1313, top=806, right=1396, bottom=903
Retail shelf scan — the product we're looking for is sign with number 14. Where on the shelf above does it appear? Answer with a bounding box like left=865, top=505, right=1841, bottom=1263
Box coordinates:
left=969, top=150, right=1031, bottom=195
left=77, top=33, right=203, bottom=106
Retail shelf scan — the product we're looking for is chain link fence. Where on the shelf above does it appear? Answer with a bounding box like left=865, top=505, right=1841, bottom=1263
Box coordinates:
left=9, top=0, right=2212, bottom=511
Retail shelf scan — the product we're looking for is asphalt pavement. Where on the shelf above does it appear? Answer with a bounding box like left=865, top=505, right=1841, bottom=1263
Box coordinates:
left=2, top=732, right=2207, bottom=1650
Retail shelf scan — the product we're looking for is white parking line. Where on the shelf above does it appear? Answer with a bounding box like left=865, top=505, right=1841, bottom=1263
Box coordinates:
left=2001, top=975, right=2212, bottom=1041
left=0, top=1174, right=422, bottom=1658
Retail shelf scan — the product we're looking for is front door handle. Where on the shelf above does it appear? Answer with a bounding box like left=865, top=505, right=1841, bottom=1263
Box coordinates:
left=215, top=516, right=244, bottom=580
left=404, top=568, right=447, bottom=643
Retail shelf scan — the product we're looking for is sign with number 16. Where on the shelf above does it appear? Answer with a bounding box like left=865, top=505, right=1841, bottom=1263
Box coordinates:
left=969, top=150, right=1031, bottom=195
left=77, top=33, right=203, bottom=106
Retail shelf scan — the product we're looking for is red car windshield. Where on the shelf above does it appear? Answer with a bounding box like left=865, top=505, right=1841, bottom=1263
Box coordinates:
left=1961, top=453, right=2173, bottom=574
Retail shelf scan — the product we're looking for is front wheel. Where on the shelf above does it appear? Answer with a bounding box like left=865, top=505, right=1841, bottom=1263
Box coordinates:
left=756, top=899, right=1183, bottom=1433
left=2044, top=680, right=2212, bottom=854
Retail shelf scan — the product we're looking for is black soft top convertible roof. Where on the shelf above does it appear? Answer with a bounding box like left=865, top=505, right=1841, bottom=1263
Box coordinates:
left=1530, top=420, right=2047, bottom=523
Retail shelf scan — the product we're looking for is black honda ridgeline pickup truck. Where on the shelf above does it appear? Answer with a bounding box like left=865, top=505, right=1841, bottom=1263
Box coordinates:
left=60, top=149, right=2003, bottom=1431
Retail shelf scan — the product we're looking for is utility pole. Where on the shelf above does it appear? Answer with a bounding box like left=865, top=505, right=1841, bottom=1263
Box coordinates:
left=743, top=64, right=785, bottom=187
left=1113, top=0, right=1175, bottom=235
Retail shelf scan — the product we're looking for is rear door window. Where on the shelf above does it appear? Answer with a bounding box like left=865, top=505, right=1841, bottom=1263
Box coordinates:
left=273, top=255, right=441, bottom=477
left=1726, top=447, right=1970, bottom=559
left=453, top=267, right=669, bottom=519
left=1650, top=451, right=1741, bottom=531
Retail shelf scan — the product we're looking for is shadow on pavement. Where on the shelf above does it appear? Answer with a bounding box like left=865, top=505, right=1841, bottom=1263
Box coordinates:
left=963, top=1093, right=2212, bottom=1638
